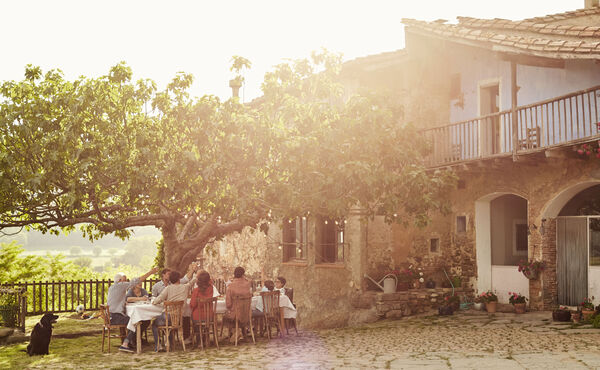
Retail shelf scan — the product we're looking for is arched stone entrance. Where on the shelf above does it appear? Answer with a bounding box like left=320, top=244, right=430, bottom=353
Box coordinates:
left=476, top=192, right=530, bottom=303
left=541, top=182, right=600, bottom=305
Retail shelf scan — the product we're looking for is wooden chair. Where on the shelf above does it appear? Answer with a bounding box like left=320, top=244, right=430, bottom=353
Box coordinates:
left=261, top=290, right=282, bottom=339
left=223, top=294, right=255, bottom=346
left=518, top=126, right=541, bottom=150
left=99, top=304, right=127, bottom=353
left=191, top=297, right=219, bottom=350
left=156, top=300, right=186, bottom=352
left=283, top=288, right=298, bottom=335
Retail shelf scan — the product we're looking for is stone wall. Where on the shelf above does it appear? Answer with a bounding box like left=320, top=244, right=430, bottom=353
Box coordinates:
left=350, top=287, right=474, bottom=322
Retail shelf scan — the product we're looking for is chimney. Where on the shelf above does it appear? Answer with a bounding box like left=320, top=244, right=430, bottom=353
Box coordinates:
left=229, top=78, right=242, bottom=98
left=585, top=0, right=599, bottom=8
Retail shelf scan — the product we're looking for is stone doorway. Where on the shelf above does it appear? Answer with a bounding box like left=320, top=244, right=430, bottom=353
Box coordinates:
left=475, top=193, right=529, bottom=303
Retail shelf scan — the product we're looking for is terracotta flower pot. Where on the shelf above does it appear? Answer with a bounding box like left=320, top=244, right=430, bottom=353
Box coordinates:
left=582, top=309, right=594, bottom=321
left=513, top=303, right=526, bottom=314
left=572, top=312, right=582, bottom=323
left=486, top=301, right=497, bottom=313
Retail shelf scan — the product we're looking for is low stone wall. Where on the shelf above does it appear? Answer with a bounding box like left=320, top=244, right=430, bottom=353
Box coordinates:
left=350, top=287, right=474, bottom=322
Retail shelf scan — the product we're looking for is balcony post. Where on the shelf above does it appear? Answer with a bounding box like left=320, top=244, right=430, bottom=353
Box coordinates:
left=511, top=60, right=518, bottom=161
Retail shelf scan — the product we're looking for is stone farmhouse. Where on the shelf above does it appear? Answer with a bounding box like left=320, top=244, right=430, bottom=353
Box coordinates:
left=264, top=3, right=600, bottom=328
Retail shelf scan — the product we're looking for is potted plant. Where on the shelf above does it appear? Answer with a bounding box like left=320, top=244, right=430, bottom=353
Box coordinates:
left=518, top=259, right=545, bottom=280
left=581, top=297, right=595, bottom=321
left=552, top=306, right=571, bottom=322
left=395, top=268, right=414, bottom=291
left=508, top=292, right=528, bottom=314
left=439, top=295, right=460, bottom=316
left=479, top=290, right=498, bottom=313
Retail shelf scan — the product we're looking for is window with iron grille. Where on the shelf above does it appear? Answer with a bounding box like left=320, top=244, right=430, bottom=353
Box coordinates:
left=282, top=217, right=307, bottom=262
left=317, top=217, right=344, bottom=263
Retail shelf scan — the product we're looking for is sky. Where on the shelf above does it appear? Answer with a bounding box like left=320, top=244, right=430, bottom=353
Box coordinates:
left=0, top=0, right=583, bottom=103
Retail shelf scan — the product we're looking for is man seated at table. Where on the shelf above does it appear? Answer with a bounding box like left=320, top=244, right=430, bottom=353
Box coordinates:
left=107, top=266, right=158, bottom=353
left=223, top=266, right=252, bottom=341
left=151, top=265, right=194, bottom=297
left=255, top=280, right=275, bottom=312
left=151, top=268, right=198, bottom=351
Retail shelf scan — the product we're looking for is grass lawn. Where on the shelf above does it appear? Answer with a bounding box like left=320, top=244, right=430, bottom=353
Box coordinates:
left=0, top=312, right=293, bottom=369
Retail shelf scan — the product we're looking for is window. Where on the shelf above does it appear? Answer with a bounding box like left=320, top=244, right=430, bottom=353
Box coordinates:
left=456, top=216, right=466, bottom=233
left=282, top=217, right=307, bottom=262
left=430, top=238, right=439, bottom=253
left=513, top=220, right=528, bottom=255
left=317, top=217, right=344, bottom=263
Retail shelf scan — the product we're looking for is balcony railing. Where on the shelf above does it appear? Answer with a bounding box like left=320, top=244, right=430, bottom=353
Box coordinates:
left=422, top=85, right=600, bottom=167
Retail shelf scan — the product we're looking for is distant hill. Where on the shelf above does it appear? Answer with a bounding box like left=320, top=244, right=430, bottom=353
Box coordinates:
left=0, top=226, right=162, bottom=252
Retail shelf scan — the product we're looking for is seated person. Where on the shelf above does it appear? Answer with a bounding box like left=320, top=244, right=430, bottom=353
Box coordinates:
left=223, top=266, right=252, bottom=341
left=152, top=264, right=195, bottom=297
left=151, top=269, right=197, bottom=351
left=255, top=280, right=275, bottom=313
left=127, top=282, right=149, bottom=303
left=275, top=276, right=287, bottom=294
left=189, top=271, right=214, bottom=344
left=261, top=280, right=275, bottom=293
left=126, top=282, right=150, bottom=337
left=106, top=266, right=158, bottom=353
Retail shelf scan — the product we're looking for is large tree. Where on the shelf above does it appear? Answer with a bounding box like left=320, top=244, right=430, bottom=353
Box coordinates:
left=0, top=52, right=454, bottom=273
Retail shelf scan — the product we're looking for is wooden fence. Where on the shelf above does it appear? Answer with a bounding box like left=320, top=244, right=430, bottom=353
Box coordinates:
left=1, top=278, right=262, bottom=316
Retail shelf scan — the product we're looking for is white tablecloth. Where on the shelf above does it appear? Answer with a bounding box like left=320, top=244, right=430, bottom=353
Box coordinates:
left=125, top=302, right=164, bottom=332
left=126, top=294, right=297, bottom=332
left=213, top=295, right=297, bottom=319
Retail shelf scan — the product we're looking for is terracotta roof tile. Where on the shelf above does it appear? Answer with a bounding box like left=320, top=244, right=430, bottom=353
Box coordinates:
left=401, top=13, right=600, bottom=59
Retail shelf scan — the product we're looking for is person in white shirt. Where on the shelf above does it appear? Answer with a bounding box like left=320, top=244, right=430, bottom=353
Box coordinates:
left=275, top=276, right=287, bottom=295
left=151, top=268, right=198, bottom=351
left=151, top=265, right=193, bottom=297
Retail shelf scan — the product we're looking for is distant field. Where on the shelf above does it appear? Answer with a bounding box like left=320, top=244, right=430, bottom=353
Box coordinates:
left=21, top=250, right=125, bottom=269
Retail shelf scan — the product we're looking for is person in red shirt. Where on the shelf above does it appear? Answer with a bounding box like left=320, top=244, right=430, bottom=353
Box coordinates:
left=190, top=271, right=214, bottom=322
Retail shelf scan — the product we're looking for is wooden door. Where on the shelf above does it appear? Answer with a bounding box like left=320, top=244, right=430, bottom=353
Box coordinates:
left=557, top=217, right=588, bottom=305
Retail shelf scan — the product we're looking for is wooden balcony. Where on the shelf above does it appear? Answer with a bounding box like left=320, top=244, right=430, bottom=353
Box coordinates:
left=422, top=85, right=600, bottom=168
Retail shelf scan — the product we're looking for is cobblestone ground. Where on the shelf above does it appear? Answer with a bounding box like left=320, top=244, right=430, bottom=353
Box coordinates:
left=21, top=310, right=600, bottom=369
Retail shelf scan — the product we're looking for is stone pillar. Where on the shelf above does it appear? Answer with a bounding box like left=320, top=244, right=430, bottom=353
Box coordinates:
left=541, top=218, right=558, bottom=309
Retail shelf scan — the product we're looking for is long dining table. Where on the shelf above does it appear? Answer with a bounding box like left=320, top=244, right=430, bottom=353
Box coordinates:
left=125, top=294, right=297, bottom=354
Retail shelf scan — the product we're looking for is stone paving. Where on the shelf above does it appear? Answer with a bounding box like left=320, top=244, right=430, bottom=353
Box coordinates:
left=131, top=309, right=600, bottom=369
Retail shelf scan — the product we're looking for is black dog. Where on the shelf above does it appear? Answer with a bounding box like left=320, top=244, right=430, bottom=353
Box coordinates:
left=27, top=313, right=58, bottom=356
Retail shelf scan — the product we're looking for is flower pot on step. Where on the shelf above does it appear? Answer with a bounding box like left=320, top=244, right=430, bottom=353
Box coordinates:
left=485, top=301, right=497, bottom=313
left=513, top=303, right=526, bottom=314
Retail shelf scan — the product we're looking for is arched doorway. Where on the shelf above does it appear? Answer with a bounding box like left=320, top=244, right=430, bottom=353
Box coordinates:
left=553, top=184, right=600, bottom=305
left=476, top=193, right=530, bottom=303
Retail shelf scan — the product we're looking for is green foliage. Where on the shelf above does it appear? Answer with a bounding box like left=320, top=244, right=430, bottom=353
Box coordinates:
left=154, top=238, right=165, bottom=272
left=0, top=242, right=96, bottom=282
left=72, top=256, right=92, bottom=268
left=591, top=313, right=600, bottom=328
left=0, top=53, right=455, bottom=271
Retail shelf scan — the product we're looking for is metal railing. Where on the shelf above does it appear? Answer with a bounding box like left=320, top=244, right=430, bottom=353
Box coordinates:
left=422, top=85, right=600, bottom=167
